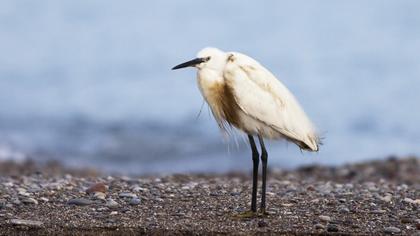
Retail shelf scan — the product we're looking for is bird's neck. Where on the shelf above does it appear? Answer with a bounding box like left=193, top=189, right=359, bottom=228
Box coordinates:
left=197, top=68, right=224, bottom=94
left=197, top=68, right=224, bottom=83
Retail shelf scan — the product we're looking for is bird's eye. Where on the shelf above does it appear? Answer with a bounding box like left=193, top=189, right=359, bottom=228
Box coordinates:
left=205, top=56, right=211, bottom=62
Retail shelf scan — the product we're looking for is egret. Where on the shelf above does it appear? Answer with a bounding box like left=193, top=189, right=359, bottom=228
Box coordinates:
left=172, top=47, right=320, bottom=216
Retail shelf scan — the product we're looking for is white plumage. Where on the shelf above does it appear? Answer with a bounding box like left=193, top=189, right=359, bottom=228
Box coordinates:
left=172, top=47, right=321, bottom=215
left=194, top=47, right=320, bottom=151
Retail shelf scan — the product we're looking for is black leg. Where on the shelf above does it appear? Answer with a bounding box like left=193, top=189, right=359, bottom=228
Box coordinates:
left=248, top=135, right=259, bottom=213
left=258, top=135, right=268, bottom=213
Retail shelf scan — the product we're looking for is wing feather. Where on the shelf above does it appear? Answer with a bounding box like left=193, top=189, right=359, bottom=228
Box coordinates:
left=224, top=52, right=320, bottom=151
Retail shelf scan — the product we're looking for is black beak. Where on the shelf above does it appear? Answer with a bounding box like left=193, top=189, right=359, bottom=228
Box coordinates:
left=172, top=58, right=205, bottom=70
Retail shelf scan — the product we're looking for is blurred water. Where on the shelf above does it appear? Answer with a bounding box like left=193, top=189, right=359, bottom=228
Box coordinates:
left=0, top=1, right=419, bottom=174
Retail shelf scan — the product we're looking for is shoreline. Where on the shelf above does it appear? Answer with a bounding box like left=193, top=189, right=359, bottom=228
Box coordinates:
left=0, top=157, right=419, bottom=235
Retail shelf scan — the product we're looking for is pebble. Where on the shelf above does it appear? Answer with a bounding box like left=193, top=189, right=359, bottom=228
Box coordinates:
left=338, top=198, right=347, bottom=203
left=403, top=198, right=420, bottom=205
left=380, top=194, right=392, bottom=203
left=230, top=192, right=240, bottom=196
left=338, top=206, right=350, bottom=213
left=12, top=199, right=21, bottom=205
left=18, top=190, right=31, bottom=197
left=319, top=215, right=331, bottom=222
left=21, top=197, right=38, bottom=205
left=86, top=183, right=107, bottom=194
left=310, top=198, right=320, bottom=204
left=129, top=198, right=141, bottom=205
left=384, top=226, right=401, bottom=234
left=400, top=217, right=414, bottom=224
left=306, top=185, right=316, bottom=191
left=315, top=223, right=325, bottom=230
left=106, top=199, right=119, bottom=208
left=27, top=186, right=41, bottom=193
left=10, top=219, right=43, bottom=227
left=132, top=185, right=147, bottom=192
left=39, top=197, right=49, bottom=202
left=257, top=220, right=268, bottom=227
left=110, top=211, right=118, bottom=215
left=119, top=192, right=137, bottom=199
left=327, top=224, right=339, bottom=232
left=93, top=192, right=106, bottom=200
left=371, top=209, right=387, bottom=214
left=67, top=198, right=93, bottom=206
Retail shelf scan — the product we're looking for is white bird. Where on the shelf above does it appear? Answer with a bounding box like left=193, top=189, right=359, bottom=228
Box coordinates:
left=172, top=47, right=321, bottom=216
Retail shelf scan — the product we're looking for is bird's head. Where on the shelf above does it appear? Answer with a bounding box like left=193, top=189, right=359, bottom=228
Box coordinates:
left=172, top=47, right=226, bottom=71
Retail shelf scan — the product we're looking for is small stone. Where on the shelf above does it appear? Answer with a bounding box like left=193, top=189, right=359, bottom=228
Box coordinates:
left=110, top=211, right=118, bottom=215
left=230, top=192, right=240, bottom=196
left=310, top=198, right=320, bottom=204
left=119, top=192, right=137, bottom=199
left=12, top=199, right=21, bottom=205
left=258, top=220, right=268, bottom=227
left=327, top=224, right=339, bottom=232
left=39, top=197, right=49, bottom=202
left=403, top=197, right=414, bottom=204
left=67, top=198, right=93, bottom=206
left=319, top=215, right=331, bottom=222
left=106, top=199, right=119, bottom=208
left=93, top=192, right=106, bottom=200
left=338, top=206, right=350, bottom=213
left=371, top=209, right=387, bottom=214
left=403, top=198, right=420, bottom=205
left=131, top=185, right=147, bottom=192
left=16, top=187, right=27, bottom=193
left=10, top=219, right=43, bottom=227
left=181, top=185, right=191, bottom=190
left=379, top=194, right=392, bottom=203
left=18, top=190, right=31, bottom=197
left=27, top=186, right=41, bottom=193
left=315, top=223, right=325, bottom=230
left=400, top=217, right=413, bottom=224
left=129, top=198, right=141, bottom=205
left=384, top=226, right=401, bottom=234
left=306, top=185, right=316, bottom=191
left=86, top=183, right=107, bottom=194
left=416, top=223, right=420, bottom=230
left=21, top=197, right=38, bottom=205
left=281, top=203, right=294, bottom=207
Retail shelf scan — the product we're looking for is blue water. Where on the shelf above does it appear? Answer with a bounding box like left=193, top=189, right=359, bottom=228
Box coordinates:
left=0, top=1, right=419, bottom=174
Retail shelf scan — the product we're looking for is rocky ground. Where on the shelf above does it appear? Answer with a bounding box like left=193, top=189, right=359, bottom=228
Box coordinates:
left=0, top=157, right=419, bottom=235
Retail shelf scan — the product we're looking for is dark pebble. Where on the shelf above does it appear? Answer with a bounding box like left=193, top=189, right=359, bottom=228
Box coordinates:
left=338, top=205, right=350, bottom=214
left=129, top=198, right=141, bottom=205
left=230, top=192, right=240, bottom=196
left=67, top=198, right=93, bottom=206
left=400, top=217, right=413, bottom=224
left=258, top=220, right=268, bottom=228
left=327, top=224, right=339, bottom=232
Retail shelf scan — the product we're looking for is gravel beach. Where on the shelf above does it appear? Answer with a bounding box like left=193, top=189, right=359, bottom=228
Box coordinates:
left=0, top=157, right=419, bottom=235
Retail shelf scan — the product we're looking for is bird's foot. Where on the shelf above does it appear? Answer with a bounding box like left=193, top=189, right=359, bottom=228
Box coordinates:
left=259, top=208, right=269, bottom=216
left=232, top=210, right=257, bottom=219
